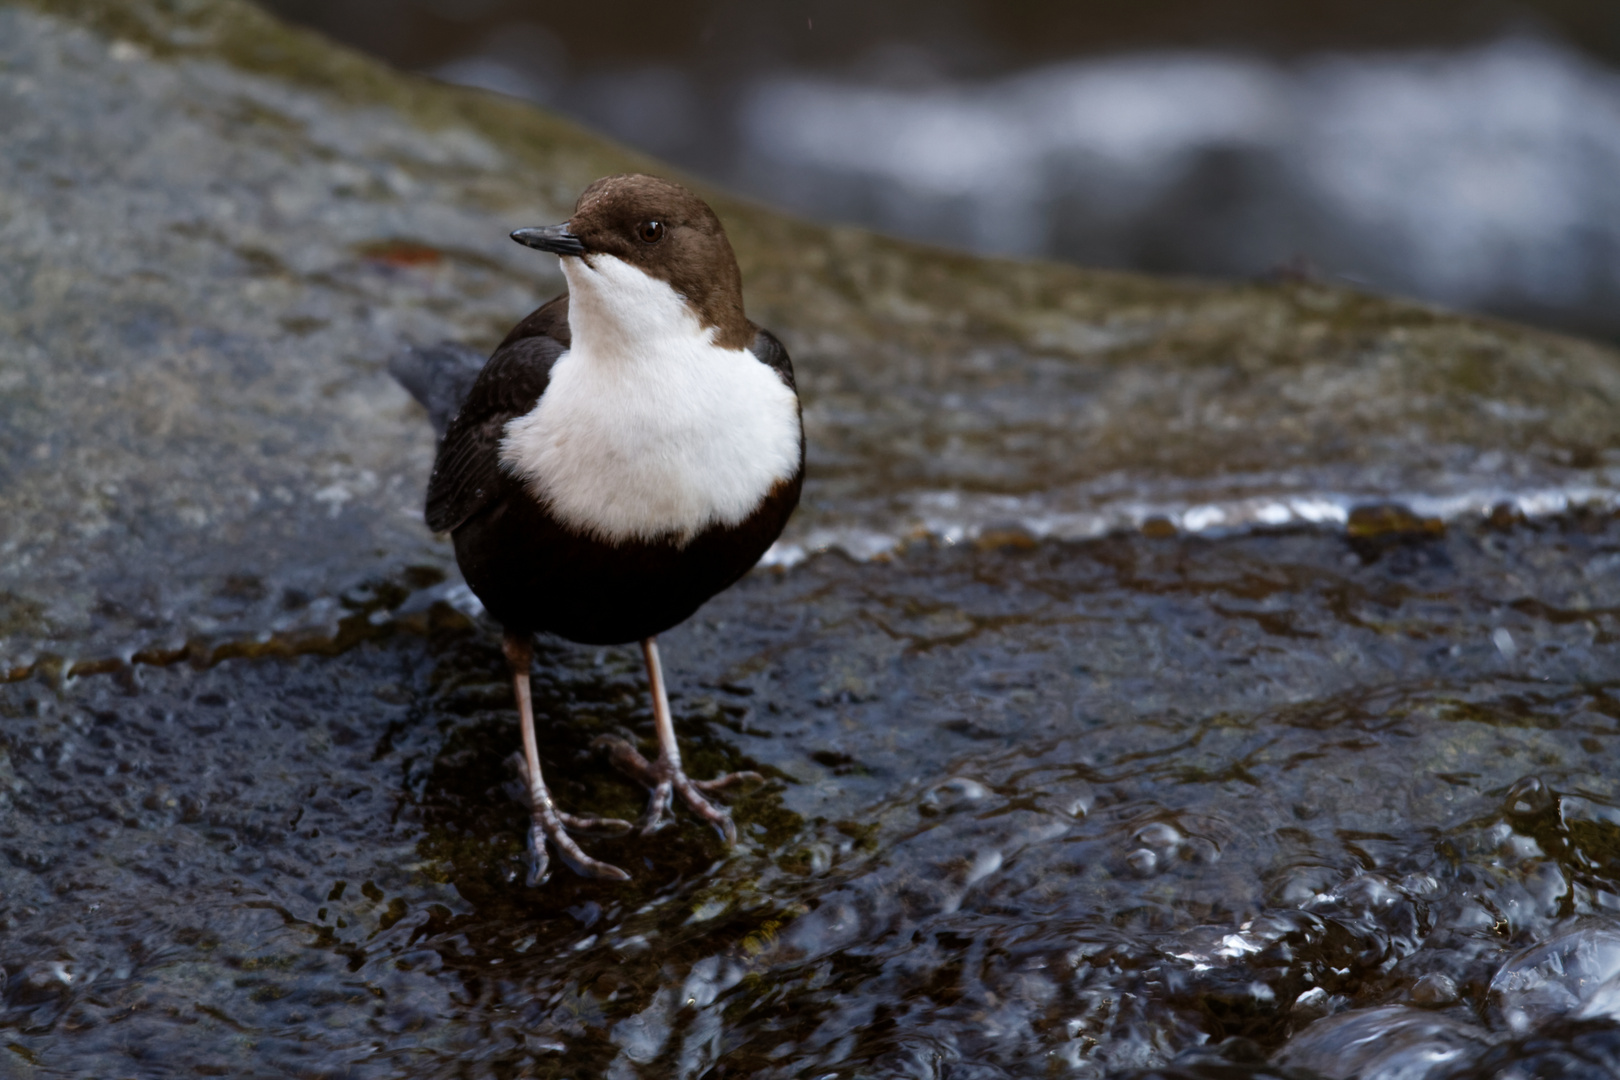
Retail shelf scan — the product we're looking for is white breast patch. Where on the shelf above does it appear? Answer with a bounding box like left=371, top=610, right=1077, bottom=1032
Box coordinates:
left=499, top=255, right=801, bottom=546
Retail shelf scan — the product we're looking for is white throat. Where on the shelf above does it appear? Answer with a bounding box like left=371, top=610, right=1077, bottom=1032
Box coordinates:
left=500, top=254, right=800, bottom=545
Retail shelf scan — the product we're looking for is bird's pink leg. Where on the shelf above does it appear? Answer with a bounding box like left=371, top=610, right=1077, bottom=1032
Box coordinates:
left=505, top=632, right=630, bottom=883
left=598, top=636, right=762, bottom=843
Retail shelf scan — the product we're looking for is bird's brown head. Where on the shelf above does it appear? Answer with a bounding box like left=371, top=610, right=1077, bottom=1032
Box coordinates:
left=511, top=174, right=752, bottom=350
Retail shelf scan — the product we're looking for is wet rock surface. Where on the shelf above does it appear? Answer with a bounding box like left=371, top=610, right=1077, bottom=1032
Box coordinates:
left=3, top=2, right=1620, bottom=1078
left=4, top=521, right=1620, bottom=1076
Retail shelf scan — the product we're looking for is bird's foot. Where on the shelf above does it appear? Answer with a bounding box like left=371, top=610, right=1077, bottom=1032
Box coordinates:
left=512, top=753, right=632, bottom=885
left=594, top=736, right=762, bottom=844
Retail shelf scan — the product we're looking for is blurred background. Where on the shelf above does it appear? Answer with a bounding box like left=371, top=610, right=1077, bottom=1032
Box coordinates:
left=259, top=0, right=1620, bottom=342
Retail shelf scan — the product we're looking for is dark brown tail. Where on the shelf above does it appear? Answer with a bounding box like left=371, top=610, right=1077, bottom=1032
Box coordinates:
left=387, top=343, right=487, bottom=439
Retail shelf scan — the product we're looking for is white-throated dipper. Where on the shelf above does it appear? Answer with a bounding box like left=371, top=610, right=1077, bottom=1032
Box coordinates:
left=391, top=174, right=803, bottom=883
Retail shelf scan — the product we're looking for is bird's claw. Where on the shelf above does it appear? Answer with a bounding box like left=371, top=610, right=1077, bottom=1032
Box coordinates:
left=525, top=813, right=630, bottom=883
left=557, top=811, right=634, bottom=835
left=514, top=753, right=631, bottom=883
left=593, top=735, right=761, bottom=844
left=524, top=825, right=550, bottom=886
left=691, top=770, right=764, bottom=793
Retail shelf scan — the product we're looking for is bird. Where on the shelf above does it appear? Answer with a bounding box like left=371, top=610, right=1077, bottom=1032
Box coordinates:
left=390, top=174, right=804, bottom=884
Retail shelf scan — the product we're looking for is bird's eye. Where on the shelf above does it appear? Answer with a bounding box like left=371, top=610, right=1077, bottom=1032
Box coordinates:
left=637, top=220, right=665, bottom=244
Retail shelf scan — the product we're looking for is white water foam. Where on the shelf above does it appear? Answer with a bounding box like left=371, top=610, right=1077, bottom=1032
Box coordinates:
left=761, top=474, right=1620, bottom=567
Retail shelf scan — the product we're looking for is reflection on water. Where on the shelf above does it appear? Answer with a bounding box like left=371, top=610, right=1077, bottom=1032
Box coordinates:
left=4, top=514, right=1618, bottom=1076
left=431, top=35, right=1620, bottom=340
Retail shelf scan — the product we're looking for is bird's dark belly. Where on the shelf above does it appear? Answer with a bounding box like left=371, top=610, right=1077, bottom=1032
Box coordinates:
left=452, top=475, right=800, bottom=645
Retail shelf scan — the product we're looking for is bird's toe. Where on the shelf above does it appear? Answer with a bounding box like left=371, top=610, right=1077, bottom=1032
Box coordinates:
left=558, top=810, right=634, bottom=835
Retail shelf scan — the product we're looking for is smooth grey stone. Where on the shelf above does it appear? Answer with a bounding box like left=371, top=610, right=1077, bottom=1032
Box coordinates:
left=4, top=0, right=1620, bottom=670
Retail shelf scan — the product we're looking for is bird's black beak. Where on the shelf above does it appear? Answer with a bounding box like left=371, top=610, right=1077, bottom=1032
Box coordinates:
left=510, top=224, right=586, bottom=256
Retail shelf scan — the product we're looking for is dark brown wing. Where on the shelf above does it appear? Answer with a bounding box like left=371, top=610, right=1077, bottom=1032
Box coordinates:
left=748, top=325, right=795, bottom=391
left=424, top=296, right=569, bottom=534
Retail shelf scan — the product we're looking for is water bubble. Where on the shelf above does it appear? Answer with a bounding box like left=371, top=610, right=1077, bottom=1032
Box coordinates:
left=1410, top=973, right=1459, bottom=1008
left=919, top=776, right=992, bottom=815
left=1128, top=848, right=1160, bottom=876
left=1273, top=1005, right=1489, bottom=1079
left=1137, top=822, right=1185, bottom=850
left=1502, top=776, right=1555, bottom=818
left=1292, top=986, right=1332, bottom=1023
left=1491, top=927, right=1620, bottom=1034
left=1493, top=627, right=1519, bottom=659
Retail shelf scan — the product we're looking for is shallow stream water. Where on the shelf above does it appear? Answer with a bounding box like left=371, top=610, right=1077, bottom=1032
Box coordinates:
left=3, top=3, right=1620, bottom=1077
left=5, top=514, right=1620, bottom=1077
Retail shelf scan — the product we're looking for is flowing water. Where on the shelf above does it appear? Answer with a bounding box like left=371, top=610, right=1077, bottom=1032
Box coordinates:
left=3, top=3, right=1620, bottom=1077
left=6, top=517, right=1620, bottom=1078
